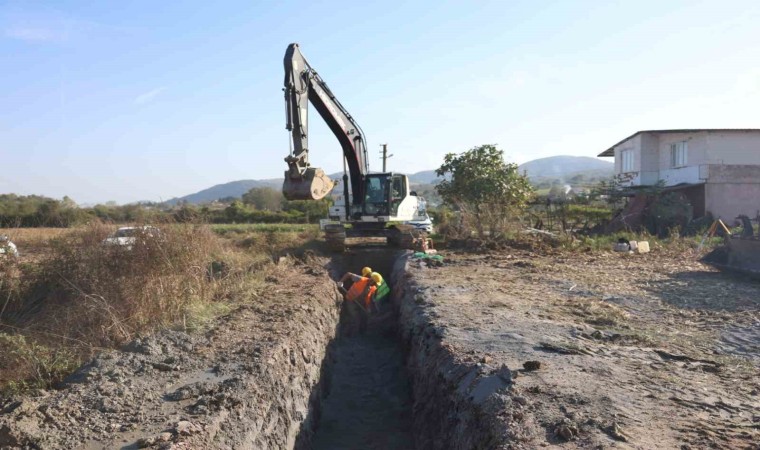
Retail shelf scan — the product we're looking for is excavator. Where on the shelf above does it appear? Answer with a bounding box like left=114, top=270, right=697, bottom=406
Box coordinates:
left=282, top=43, right=428, bottom=251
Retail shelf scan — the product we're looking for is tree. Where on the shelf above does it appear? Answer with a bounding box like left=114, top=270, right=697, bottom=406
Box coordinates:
left=435, top=144, right=534, bottom=238
left=282, top=198, right=332, bottom=223
left=225, top=201, right=250, bottom=223
left=241, top=187, right=284, bottom=211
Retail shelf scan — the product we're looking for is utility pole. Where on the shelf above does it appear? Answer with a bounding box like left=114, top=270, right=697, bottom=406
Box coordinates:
left=380, top=144, right=393, bottom=172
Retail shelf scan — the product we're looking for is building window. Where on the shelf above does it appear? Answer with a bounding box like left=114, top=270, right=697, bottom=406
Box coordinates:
left=670, top=142, right=688, bottom=167
left=621, top=149, right=634, bottom=172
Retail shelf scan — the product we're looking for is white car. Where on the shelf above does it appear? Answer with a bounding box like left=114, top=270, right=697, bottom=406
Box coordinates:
left=103, top=226, right=162, bottom=250
left=405, top=216, right=434, bottom=234
left=0, top=236, right=18, bottom=258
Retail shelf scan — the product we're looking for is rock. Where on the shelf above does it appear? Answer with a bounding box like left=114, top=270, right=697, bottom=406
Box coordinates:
left=513, top=396, right=528, bottom=406
left=175, top=420, right=201, bottom=436
left=137, top=436, right=157, bottom=448
left=608, top=421, right=629, bottom=442
left=158, top=431, right=174, bottom=442
left=523, top=360, right=541, bottom=371
left=496, top=365, right=512, bottom=383
left=555, top=420, right=578, bottom=441
left=481, top=355, right=493, bottom=364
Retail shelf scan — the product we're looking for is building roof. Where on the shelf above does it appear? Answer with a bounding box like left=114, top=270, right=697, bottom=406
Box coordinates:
left=597, top=129, right=760, bottom=157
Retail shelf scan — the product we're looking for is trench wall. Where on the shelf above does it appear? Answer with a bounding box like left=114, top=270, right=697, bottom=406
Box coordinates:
left=205, top=278, right=344, bottom=449
left=391, top=255, right=512, bottom=450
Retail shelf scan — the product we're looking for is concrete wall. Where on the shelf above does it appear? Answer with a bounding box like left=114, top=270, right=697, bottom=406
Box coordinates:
left=657, top=132, right=710, bottom=169
left=660, top=166, right=704, bottom=185
left=705, top=183, right=760, bottom=220
left=704, top=165, right=760, bottom=220
left=639, top=132, right=660, bottom=172
left=705, top=131, right=760, bottom=164
left=613, top=134, right=641, bottom=174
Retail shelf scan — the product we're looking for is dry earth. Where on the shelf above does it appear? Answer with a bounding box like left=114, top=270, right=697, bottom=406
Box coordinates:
left=408, top=245, right=759, bottom=449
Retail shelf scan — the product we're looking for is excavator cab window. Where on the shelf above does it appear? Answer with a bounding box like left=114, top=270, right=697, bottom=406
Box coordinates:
left=363, top=175, right=391, bottom=216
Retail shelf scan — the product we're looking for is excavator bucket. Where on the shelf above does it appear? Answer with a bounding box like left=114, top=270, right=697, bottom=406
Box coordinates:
left=283, top=167, right=335, bottom=201
left=702, top=237, right=760, bottom=278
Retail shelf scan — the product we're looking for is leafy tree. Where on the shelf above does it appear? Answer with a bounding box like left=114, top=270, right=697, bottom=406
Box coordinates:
left=241, top=187, right=284, bottom=211
left=225, top=201, right=250, bottom=223
left=435, top=144, right=534, bottom=238
left=282, top=198, right=332, bottom=222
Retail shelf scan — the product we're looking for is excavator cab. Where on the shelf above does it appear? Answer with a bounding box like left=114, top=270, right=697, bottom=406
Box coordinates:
left=282, top=167, right=335, bottom=201
left=361, top=173, right=407, bottom=217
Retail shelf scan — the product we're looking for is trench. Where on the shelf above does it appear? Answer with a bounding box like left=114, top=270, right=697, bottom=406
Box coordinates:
left=304, top=249, right=416, bottom=450
left=290, top=248, right=509, bottom=450
left=290, top=248, right=414, bottom=450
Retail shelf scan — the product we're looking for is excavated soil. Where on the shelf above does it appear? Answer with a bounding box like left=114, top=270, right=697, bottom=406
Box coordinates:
left=400, top=246, right=760, bottom=449
left=2, top=244, right=759, bottom=450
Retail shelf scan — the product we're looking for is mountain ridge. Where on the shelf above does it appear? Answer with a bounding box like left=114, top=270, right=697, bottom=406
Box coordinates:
left=167, top=155, right=612, bottom=204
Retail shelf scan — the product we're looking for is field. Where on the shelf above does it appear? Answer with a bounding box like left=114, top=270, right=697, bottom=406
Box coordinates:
left=0, top=226, right=758, bottom=448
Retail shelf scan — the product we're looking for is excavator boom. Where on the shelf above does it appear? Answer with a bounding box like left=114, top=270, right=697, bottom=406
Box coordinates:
left=282, top=43, right=368, bottom=201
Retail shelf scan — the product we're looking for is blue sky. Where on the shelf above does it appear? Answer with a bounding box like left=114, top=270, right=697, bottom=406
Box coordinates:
left=3, top=0, right=760, bottom=204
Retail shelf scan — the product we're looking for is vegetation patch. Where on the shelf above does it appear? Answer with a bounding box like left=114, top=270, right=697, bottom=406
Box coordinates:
left=0, top=222, right=295, bottom=394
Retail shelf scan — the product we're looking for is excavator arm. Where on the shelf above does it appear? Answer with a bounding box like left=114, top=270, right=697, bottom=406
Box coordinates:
left=283, top=43, right=368, bottom=202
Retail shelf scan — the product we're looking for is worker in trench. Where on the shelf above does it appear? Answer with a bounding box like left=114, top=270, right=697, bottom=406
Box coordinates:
left=337, top=268, right=384, bottom=335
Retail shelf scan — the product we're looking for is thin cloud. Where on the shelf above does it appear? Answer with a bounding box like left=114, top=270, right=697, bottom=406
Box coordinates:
left=134, top=87, right=166, bottom=105
left=4, top=25, right=60, bottom=41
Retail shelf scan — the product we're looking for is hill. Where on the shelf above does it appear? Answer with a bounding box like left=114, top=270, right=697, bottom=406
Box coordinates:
left=168, top=170, right=442, bottom=205
left=167, top=157, right=613, bottom=205
left=165, top=179, right=282, bottom=205
left=518, top=156, right=613, bottom=181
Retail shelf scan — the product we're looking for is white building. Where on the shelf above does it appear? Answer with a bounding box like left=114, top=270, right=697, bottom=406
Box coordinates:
left=598, top=129, right=760, bottom=220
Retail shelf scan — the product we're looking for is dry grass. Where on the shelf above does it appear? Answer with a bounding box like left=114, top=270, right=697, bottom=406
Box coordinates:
left=565, top=298, right=631, bottom=327
left=0, top=227, right=72, bottom=246
left=219, top=225, right=322, bottom=257
left=0, top=222, right=306, bottom=394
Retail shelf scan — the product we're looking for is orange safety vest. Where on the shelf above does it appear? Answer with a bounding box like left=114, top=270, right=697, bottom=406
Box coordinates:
left=346, top=277, right=377, bottom=307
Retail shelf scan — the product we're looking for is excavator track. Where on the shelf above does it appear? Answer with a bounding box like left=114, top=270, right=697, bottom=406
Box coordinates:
left=324, top=224, right=347, bottom=252
left=324, top=224, right=427, bottom=252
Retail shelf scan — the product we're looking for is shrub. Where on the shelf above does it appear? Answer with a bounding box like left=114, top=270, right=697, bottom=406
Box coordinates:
left=4, top=223, right=233, bottom=347
left=0, top=333, right=80, bottom=394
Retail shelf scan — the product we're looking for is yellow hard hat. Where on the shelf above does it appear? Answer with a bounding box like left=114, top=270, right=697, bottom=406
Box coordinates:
left=370, top=272, right=383, bottom=285
left=361, top=267, right=372, bottom=276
